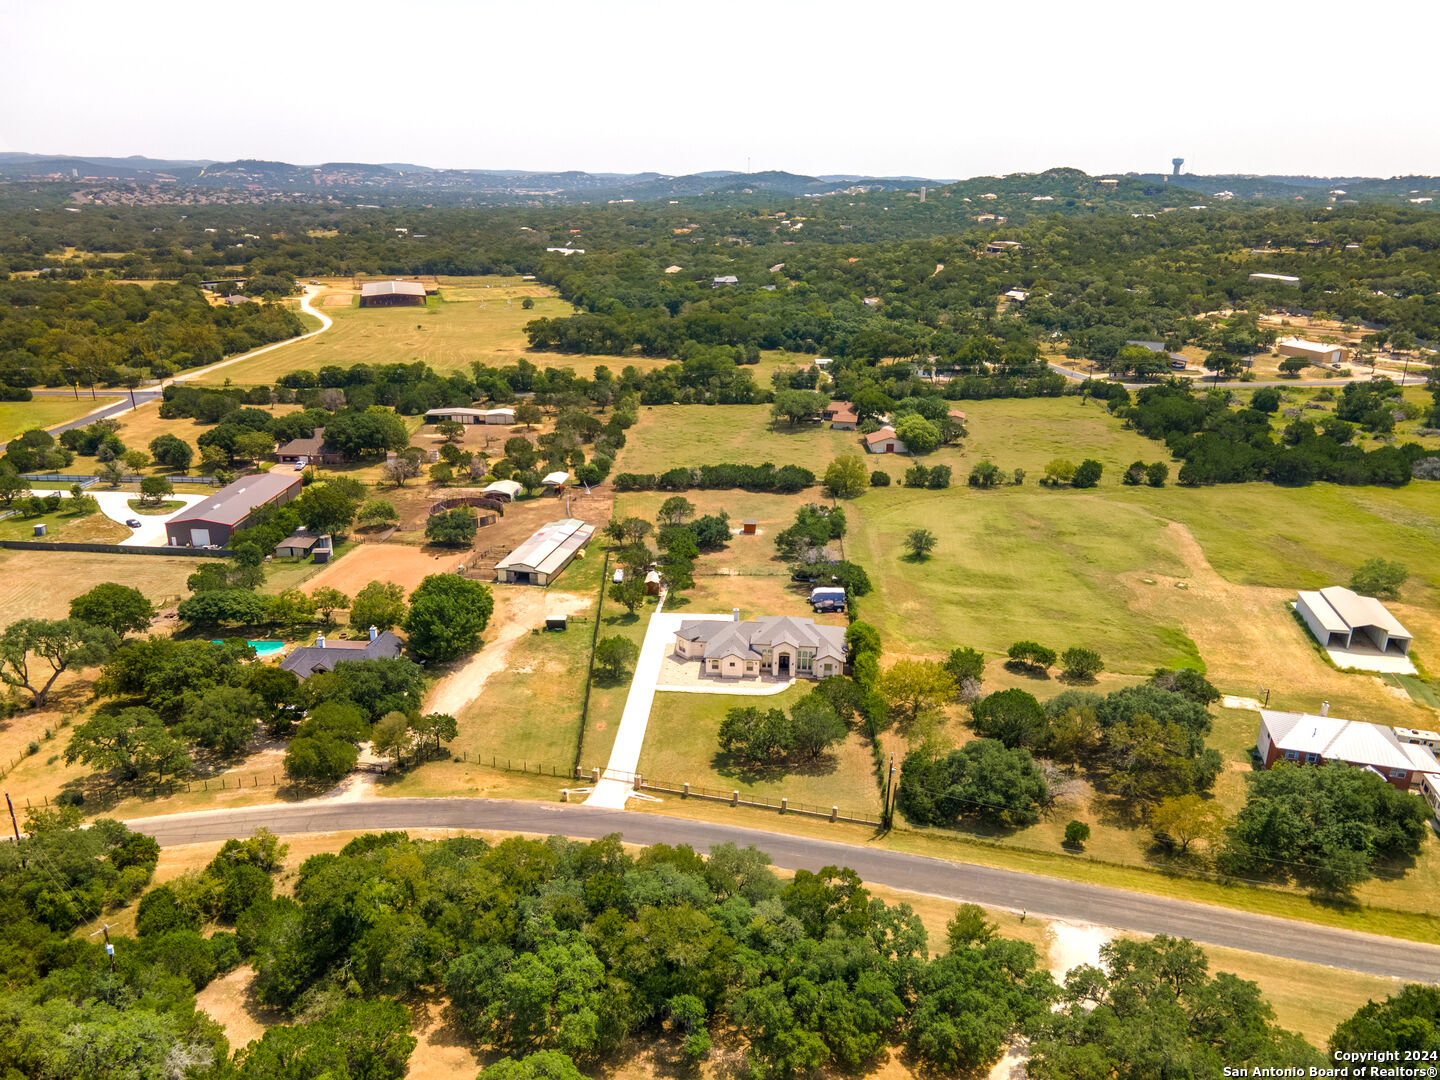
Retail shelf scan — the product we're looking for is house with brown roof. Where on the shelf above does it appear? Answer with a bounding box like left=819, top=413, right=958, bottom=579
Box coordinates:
left=864, top=426, right=907, bottom=454
left=824, top=402, right=860, bottom=430
left=274, top=427, right=345, bottom=466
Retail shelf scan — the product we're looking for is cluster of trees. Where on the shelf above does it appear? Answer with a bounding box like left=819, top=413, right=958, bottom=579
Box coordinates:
left=967, top=459, right=1025, bottom=488
left=215, top=832, right=1053, bottom=1077
left=1004, top=640, right=1104, bottom=681
left=1119, top=381, right=1436, bottom=487
left=0, top=813, right=422, bottom=1079
left=1220, top=761, right=1432, bottom=892
left=603, top=499, right=729, bottom=609
left=4, top=803, right=1430, bottom=1078
left=0, top=581, right=150, bottom=707
left=0, top=277, right=305, bottom=389
left=718, top=681, right=855, bottom=766
left=903, top=462, right=952, bottom=488
left=0, top=482, right=100, bottom=520
left=898, top=671, right=1226, bottom=830
left=1121, top=459, right=1169, bottom=486
left=69, top=622, right=428, bottom=781
left=1040, top=458, right=1103, bottom=488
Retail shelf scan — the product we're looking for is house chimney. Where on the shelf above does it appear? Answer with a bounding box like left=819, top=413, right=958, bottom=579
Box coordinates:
left=316, top=632, right=325, bottom=649
left=732, top=608, right=740, bottom=622
left=1320, top=701, right=1330, bottom=717
left=369, top=625, right=378, bottom=642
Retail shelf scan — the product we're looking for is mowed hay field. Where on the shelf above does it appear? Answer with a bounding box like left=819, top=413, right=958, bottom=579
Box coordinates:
left=0, top=548, right=208, bottom=624
left=0, top=396, right=123, bottom=442
left=190, top=277, right=666, bottom=386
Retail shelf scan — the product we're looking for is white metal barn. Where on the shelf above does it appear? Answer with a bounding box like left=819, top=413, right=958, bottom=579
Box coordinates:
left=1296, top=586, right=1412, bottom=656
left=494, top=518, right=594, bottom=585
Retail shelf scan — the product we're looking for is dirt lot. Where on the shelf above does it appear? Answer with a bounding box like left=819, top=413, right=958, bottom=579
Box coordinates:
left=298, top=542, right=461, bottom=597
left=426, top=585, right=595, bottom=716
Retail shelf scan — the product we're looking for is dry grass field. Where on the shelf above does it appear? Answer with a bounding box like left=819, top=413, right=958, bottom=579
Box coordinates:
left=187, top=277, right=667, bottom=386
left=0, top=548, right=206, bottom=625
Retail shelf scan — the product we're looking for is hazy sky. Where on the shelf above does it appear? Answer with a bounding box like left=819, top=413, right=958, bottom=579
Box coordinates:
left=4, top=0, right=1438, bottom=178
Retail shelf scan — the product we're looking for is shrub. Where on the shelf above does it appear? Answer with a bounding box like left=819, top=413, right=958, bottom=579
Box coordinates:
left=1064, top=820, right=1091, bottom=848
left=1006, top=641, right=1056, bottom=672
left=869, top=470, right=891, bottom=487
left=1060, top=647, right=1104, bottom=681
left=1072, top=459, right=1103, bottom=488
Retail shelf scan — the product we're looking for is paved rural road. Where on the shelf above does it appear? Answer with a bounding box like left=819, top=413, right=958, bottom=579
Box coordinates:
left=125, top=798, right=1440, bottom=983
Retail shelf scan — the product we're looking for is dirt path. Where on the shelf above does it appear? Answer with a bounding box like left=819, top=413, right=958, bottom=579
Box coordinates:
left=425, top=588, right=592, bottom=717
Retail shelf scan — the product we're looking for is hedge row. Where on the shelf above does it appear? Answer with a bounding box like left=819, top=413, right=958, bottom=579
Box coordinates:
left=612, top=462, right=816, bottom=493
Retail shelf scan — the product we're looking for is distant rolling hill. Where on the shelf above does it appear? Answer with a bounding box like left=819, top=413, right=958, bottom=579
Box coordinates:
left=0, top=153, right=1434, bottom=208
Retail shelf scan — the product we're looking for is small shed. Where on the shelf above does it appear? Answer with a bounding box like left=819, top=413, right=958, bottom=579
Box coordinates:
left=741, top=519, right=759, bottom=535
left=542, top=470, right=571, bottom=490
left=645, top=569, right=662, bottom=595
left=275, top=534, right=320, bottom=558
left=483, top=479, right=524, bottom=502
left=545, top=616, right=568, bottom=632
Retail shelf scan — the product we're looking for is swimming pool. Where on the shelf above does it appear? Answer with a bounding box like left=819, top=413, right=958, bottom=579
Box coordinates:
left=212, top=639, right=286, bottom=657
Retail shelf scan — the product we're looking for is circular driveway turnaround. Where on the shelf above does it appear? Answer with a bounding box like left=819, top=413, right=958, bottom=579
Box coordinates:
left=123, top=797, right=1440, bottom=984
left=29, top=487, right=210, bottom=546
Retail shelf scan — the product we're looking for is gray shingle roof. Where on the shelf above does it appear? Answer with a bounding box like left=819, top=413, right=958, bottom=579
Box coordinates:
left=279, top=631, right=403, bottom=679
left=676, top=616, right=847, bottom=662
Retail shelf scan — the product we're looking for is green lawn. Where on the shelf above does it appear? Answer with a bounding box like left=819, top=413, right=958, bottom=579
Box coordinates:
left=0, top=396, right=123, bottom=442
left=637, top=686, right=883, bottom=817
left=0, top=505, right=129, bottom=543
left=619, top=404, right=892, bottom=476
left=848, top=484, right=1197, bottom=673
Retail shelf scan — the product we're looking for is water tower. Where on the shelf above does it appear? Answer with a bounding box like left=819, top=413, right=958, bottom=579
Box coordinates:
left=1171, top=157, right=1185, bottom=177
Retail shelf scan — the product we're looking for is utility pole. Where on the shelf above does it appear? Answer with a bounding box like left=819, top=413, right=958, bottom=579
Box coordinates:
left=90, top=923, right=116, bottom=973
left=5, top=793, right=22, bottom=867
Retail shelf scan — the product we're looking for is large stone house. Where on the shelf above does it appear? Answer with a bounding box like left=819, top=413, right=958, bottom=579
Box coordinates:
left=673, top=614, right=847, bottom=680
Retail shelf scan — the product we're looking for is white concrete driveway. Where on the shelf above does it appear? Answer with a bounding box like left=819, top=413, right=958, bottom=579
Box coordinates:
left=585, top=607, right=732, bottom=809
left=33, top=487, right=209, bottom=547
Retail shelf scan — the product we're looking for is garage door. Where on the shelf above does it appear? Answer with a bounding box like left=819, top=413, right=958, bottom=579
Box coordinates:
left=189, top=528, right=211, bottom=547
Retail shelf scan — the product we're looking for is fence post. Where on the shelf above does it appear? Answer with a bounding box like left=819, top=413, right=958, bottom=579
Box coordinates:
left=830, top=805, right=838, bottom=822
left=683, top=782, right=690, bottom=799
left=633, top=773, right=642, bottom=791
left=560, top=788, right=570, bottom=802
left=780, top=797, right=787, bottom=814
left=731, top=789, right=738, bottom=806
left=592, top=767, right=600, bottom=785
